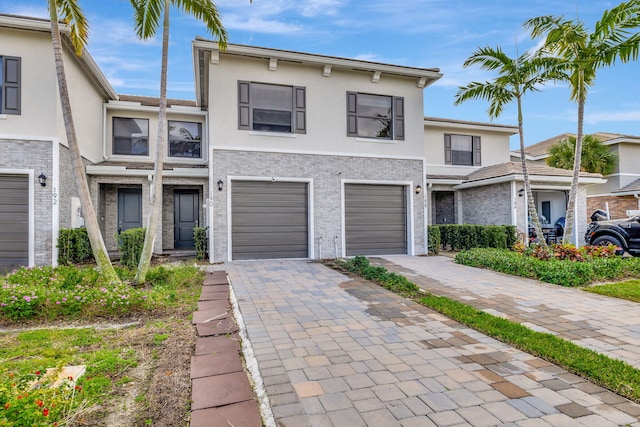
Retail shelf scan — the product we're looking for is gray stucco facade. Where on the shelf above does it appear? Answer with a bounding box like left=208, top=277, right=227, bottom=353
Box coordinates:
left=210, top=149, right=426, bottom=261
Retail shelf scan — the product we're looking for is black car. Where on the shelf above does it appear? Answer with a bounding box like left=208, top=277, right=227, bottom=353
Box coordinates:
left=584, top=210, right=640, bottom=256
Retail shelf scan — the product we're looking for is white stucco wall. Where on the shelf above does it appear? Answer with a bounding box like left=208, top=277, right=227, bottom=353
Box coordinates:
left=207, top=54, right=426, bottom=159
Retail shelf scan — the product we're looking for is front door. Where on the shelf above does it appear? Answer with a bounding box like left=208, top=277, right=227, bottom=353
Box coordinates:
left=174, top=190, right=199, bottom=248
left=117, top=188, right=142, bottom=234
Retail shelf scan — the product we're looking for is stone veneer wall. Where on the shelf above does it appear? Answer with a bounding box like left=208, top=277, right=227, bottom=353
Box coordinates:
left=0, top=139, right=54, bottom=266
left=587, top=195, right=640, bottom=220
left=211, top=150, right=426, bottom=261
left=460, top=182, right=512, bottom=226
left=161, top=180, right=206, bottom=250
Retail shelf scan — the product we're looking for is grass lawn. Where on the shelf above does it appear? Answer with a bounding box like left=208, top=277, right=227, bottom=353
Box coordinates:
left=1, top=263, right=203, bottom=426
left=585, top=279, right=640, bottom=303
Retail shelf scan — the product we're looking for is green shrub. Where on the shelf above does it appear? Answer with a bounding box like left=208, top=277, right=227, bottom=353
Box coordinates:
left=193, top=227, right=208, bottom=261
left=341, top=256, right=419, bottom=297
left=434, top=224, right=515, bottom=252
left=427, top=226, right=441, bottom=254
left=57, top=228, right=94, bottom=265
left=119, top=228, right=145, bottom=269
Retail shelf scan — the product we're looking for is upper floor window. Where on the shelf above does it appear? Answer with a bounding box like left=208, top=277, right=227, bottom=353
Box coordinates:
left=238, top=81, right=306, bottom=134
left=168, top=121, right=202, bottom=158
left=1, top=56, right=21, bottom=115
left=445, top=134, right=481, bottom=166
left=113, top=117, right=149, bottom=156
left=346, top=92, right=404, bottom=140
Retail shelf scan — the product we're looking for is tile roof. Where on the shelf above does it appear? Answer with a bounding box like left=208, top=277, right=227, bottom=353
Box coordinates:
left=118, top=94, right=197, bottom=108
left=614, top=178, right=640, bottom=193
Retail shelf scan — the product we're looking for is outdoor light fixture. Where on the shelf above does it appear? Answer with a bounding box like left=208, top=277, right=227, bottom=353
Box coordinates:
left=518, top=188, right=525, bottom=197
left=217, top=179, right=224, bottom=192
left=415, top=184, right=422, bottom=195
left=38, top=173, right=47, bottom=187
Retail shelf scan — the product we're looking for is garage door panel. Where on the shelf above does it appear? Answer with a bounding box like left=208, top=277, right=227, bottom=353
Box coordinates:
left=0, top=175, right=29, bottom=273
left=232, top=181, right=309, bottom=260
left=345, top=184, right=407, bottom=256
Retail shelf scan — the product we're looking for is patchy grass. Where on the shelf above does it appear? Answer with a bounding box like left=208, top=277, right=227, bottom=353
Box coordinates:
left=337, top=256, right=640, bottom=403
left=585, top=280, right=640, bottom=303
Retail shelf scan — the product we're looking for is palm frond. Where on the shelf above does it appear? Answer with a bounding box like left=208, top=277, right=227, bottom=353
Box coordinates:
left=130, top=0, right=163, bottom=39
left=173, top=0, right=228, bottom=48
left=56, top=0, right=89, bottom=55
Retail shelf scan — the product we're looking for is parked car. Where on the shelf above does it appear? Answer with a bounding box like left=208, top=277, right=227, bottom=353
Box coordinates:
left=584, top=211, right=640, bottom=256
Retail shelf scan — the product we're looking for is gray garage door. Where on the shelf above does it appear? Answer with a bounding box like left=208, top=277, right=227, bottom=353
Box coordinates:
left=0, top=175, right=29, bottom=273
left=232, top=181, right=308, bottom=260
left=345, top=184, right=407, bottom=256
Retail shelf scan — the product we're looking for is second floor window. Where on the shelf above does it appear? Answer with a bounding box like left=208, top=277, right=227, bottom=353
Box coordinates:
left=238, top=81, right=306, bottom=134
left=1, top=55, right=21, bottom=115
left=113, top=117, right=149, bottom=156
left=347, top=92, right=404, bottom=140
left=169, top=121, right=202, bottom=158
left=445, top=134, right=481, bottom=166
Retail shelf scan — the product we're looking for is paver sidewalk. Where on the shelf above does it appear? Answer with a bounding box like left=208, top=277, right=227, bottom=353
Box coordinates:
left=225, top=260, right=640, bottom=427
left=378, top=255, right=640, bottom=369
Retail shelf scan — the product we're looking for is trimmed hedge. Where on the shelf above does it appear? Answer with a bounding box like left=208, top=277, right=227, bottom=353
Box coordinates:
left=427, top=226, right=441, bottom=254
left=193, top=227, right=208, bottom=261
left=340, top=255, right=419, bottom=297
left=57, top=228, right=94, bottom=265
left=431, top=224, right=516, bottom=252
left=119, top=228, right=145, bottom=269
left=455, top=248, right=640, bottom=287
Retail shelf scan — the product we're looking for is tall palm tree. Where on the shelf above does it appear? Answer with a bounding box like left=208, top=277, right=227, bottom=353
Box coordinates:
left=130, top=0, right=227, bottom=283
left=525, top=1, right=640, bottom=245
left=454, top=46, right=563, bottom=246
left=48, top=0, right=121, bottom=284
left=547, top=134, right=618, bottom=176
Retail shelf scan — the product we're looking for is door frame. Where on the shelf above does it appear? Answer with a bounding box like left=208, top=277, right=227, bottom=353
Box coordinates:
left=227, top=176, right=314, bottom=261
left=341, top=179, right=414, bottom=258
left=173, top=189, right=200, bottom=249
left=117, top=187, right=143, bottom=234
left=0, top=169, right=35, bottom=268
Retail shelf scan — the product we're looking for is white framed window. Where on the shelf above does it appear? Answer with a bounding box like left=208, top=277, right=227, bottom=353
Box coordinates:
left=238, top=81, right=306, bottom=134
left=444, top=134, right=481, bottom=166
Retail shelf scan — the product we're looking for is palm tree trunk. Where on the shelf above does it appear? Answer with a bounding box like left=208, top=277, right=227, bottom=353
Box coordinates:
left=49, top=4, right=120, bottom=284
left=135, top=0, right=170, bottom=283
left=517, top=97, right=546, bottom=247
left=562, top=72, right=585, bottom=245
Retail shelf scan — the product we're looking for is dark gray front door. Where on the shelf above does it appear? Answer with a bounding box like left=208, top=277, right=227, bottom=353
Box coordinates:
left=345, top=184, right=407, bottom=256
left=435, top=191, right=455, bottom=224
left=0, top=174, right=29, bottom=273
left=117, top=188, right=142, bottom=234
left=174, top=190, right=199, bottom=248
left=232, top=181, right=308, bottom=260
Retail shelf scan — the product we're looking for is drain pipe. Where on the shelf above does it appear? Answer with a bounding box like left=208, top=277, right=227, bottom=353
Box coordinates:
left=334, top=236, right=339, bottom=259
left=635, top=193, right=640, bottom=209
left=318, top=236, right=322, bottom=260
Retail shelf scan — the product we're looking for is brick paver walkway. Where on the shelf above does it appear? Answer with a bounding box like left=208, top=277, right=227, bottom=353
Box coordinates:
left=377, top=255, right=640, bottom=370
left=225, top=260, right=640, bottom=427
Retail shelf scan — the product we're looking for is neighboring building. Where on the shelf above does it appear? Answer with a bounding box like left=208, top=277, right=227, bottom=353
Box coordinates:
left=516, top=132, right=640, bottom=220
left=426, top=119, right=605, bottom=245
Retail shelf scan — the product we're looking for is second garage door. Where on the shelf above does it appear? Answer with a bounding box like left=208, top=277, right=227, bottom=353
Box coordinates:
left=232, top=181, right=309, bottom=260
left=345, top=184, right=407, bottom=256
left=0, top=174, right=29, bottom=273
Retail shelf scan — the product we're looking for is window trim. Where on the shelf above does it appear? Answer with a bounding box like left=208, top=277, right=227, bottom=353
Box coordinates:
left=238, top=81, right=306, bottom=134
left=444, top=133, right=481, bottom=166
left=346, top=92, right=404, bottom=141
left=112, top=117, right=150, bottom=157
left=1, top=55, right=21, bottom=115
left=167, top=120, right=203, bottom=159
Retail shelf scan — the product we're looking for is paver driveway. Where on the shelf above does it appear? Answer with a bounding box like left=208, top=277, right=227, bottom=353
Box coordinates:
left=225, top=260, right=640, bottom=426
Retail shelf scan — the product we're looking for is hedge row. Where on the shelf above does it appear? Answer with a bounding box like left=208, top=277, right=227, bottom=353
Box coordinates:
left=428, top=224, right=517, bottom=253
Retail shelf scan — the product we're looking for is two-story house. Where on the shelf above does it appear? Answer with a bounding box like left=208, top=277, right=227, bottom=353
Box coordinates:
left=193, top=41, right=442, bottom=261
left=515, top=132, right=640, bottom=220
left=425, top=118, right=604, bottom=245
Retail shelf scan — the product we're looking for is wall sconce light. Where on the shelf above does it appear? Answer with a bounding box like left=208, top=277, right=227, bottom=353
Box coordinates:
left=38, top=173, right=47, bottom=187
left=518, top=188, right=525, bottom=197
left=415, top=184, right=422, bottom=195
left=217, top=179, right=224, bottom=192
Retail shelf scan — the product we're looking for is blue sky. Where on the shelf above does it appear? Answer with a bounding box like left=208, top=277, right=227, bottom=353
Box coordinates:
left=3, top=0, right=639, bottom=148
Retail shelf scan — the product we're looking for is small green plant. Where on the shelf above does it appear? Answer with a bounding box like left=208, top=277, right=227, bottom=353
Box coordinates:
left=57, top=228, right=94, bottom=265
left=152, top=334, right=169, bottom=345
left=340, top=256, right=419, bottom=297
left=119, top=228, right=146, bottom=269
left=432, top=224, right=516, bottom=252
left=193, top=227, right=208, bottom=261
left=427, top=226, right=441, bottom=254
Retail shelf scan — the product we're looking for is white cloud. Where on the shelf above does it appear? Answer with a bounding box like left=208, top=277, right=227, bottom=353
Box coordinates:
left=300, top=0, right=344, bottom=17
left=585, top=110, right=640, bottom=124
left=3, top=5, right=48, bottom=19
left=222, top=15, right=303, bottom=34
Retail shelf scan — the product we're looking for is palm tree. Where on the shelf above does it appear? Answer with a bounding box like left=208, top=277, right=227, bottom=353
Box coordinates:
left=130, top=0, right=227, bottom=283
left=547, top=134, right=618, bottom=175
left=48, top=0, right=121, bottom=284
left=454, top=46, right=562, bottom=247
left=525, top=1, right=640, bottom=245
